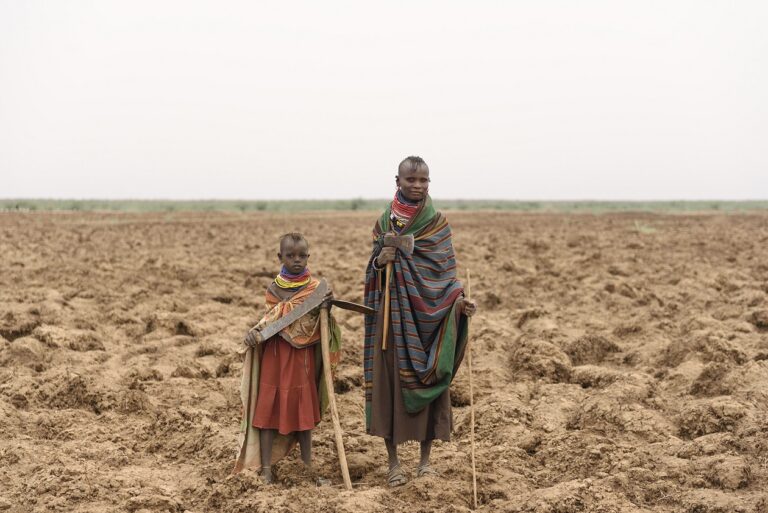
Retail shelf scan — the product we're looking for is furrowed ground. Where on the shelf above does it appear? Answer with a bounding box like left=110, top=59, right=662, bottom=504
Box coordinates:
left=1, top=211, right=767, bottom=513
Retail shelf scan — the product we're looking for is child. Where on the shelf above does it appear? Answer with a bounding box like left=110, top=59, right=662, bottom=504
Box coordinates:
left=233, top=232, right=340, bottom=484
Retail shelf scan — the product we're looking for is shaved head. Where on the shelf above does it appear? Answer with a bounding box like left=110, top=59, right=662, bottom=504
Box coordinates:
left=279, top=232, right=309, bottom=253
left=398, top=156, right=429, bottom=176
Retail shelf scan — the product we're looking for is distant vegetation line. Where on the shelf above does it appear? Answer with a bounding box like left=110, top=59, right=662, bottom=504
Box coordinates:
left=1, top=199, right=767, bottom=213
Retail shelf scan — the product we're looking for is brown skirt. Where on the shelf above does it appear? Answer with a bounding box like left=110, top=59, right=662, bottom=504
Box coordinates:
left=252, top=336, right=320, bottom=435
left=367, top=304, right=452, bottom=444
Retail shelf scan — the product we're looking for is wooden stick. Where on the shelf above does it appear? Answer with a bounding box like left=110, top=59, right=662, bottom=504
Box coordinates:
left=320, top=306, right=352, bottom=491
left=382, top=262, right=392, bottom=351
left=466, top=269, right=478, bottom=509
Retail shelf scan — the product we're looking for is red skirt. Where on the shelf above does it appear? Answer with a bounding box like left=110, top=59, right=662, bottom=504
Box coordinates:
left=252, top=336, right=321, bottom=434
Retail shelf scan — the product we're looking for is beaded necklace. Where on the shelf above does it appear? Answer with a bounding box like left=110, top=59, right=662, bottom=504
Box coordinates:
left=390, top=190, right=420, bottom=232
left=274, top=266, right=311, bottom=289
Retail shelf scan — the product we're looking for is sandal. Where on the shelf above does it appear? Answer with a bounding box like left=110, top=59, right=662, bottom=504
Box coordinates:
left=416, top=464, right=438, bottom=477
left=387, top=464, right=408, bottom=487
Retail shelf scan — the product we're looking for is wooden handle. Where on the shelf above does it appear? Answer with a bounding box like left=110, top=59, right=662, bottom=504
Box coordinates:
left=382, top=262, right=392, bottom=351
left=320, top=307, right=352, bottom=490
left=466, top=269, right=478, bottom=509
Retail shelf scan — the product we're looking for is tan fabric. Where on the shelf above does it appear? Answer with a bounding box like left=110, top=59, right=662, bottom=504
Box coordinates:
left=232, top=343, right=297, bottom=474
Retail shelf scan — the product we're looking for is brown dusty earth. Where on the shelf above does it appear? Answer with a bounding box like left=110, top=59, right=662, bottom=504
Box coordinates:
left=1, top=210, right=768, bottom=513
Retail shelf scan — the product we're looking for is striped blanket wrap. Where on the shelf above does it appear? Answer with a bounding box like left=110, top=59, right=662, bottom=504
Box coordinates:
left=363, top=196, right=468, bottom=425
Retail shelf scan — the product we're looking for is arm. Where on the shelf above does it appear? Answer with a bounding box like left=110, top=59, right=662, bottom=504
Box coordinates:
left=442, top=220, right=476, bottom=317
left=368, top=226, right=395, bottom=270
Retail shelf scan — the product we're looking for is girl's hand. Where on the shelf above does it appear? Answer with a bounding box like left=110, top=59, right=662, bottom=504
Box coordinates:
left=244, top=329, right=264, bottom=347
left=321, top=285, right=334, bottom=309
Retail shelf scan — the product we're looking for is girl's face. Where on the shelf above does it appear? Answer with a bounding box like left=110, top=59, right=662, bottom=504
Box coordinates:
left=278, top=238, right=310, bottom=274
left=396, top=164, right=430, bottom=202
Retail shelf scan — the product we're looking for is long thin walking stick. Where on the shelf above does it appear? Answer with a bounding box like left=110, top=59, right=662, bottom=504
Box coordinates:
left=466, top=269, right=478, bottom=509
left=382, top=262, right=392, bottom=350
left=319, top=305, right=352, bottom=490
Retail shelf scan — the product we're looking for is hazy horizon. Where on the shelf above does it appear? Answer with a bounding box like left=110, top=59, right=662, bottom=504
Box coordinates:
left=2, top=1, right=767, bottom=200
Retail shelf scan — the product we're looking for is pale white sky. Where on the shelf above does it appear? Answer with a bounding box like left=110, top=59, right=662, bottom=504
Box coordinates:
left=1, top=1, right=766, bottom=200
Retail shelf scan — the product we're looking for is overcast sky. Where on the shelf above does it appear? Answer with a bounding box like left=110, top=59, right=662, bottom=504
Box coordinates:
left=1, top=1, right=766, bottom=200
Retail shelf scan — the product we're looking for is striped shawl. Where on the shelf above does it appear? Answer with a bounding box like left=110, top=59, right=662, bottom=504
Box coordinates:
left=363, top=196, right=468, bottom=424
